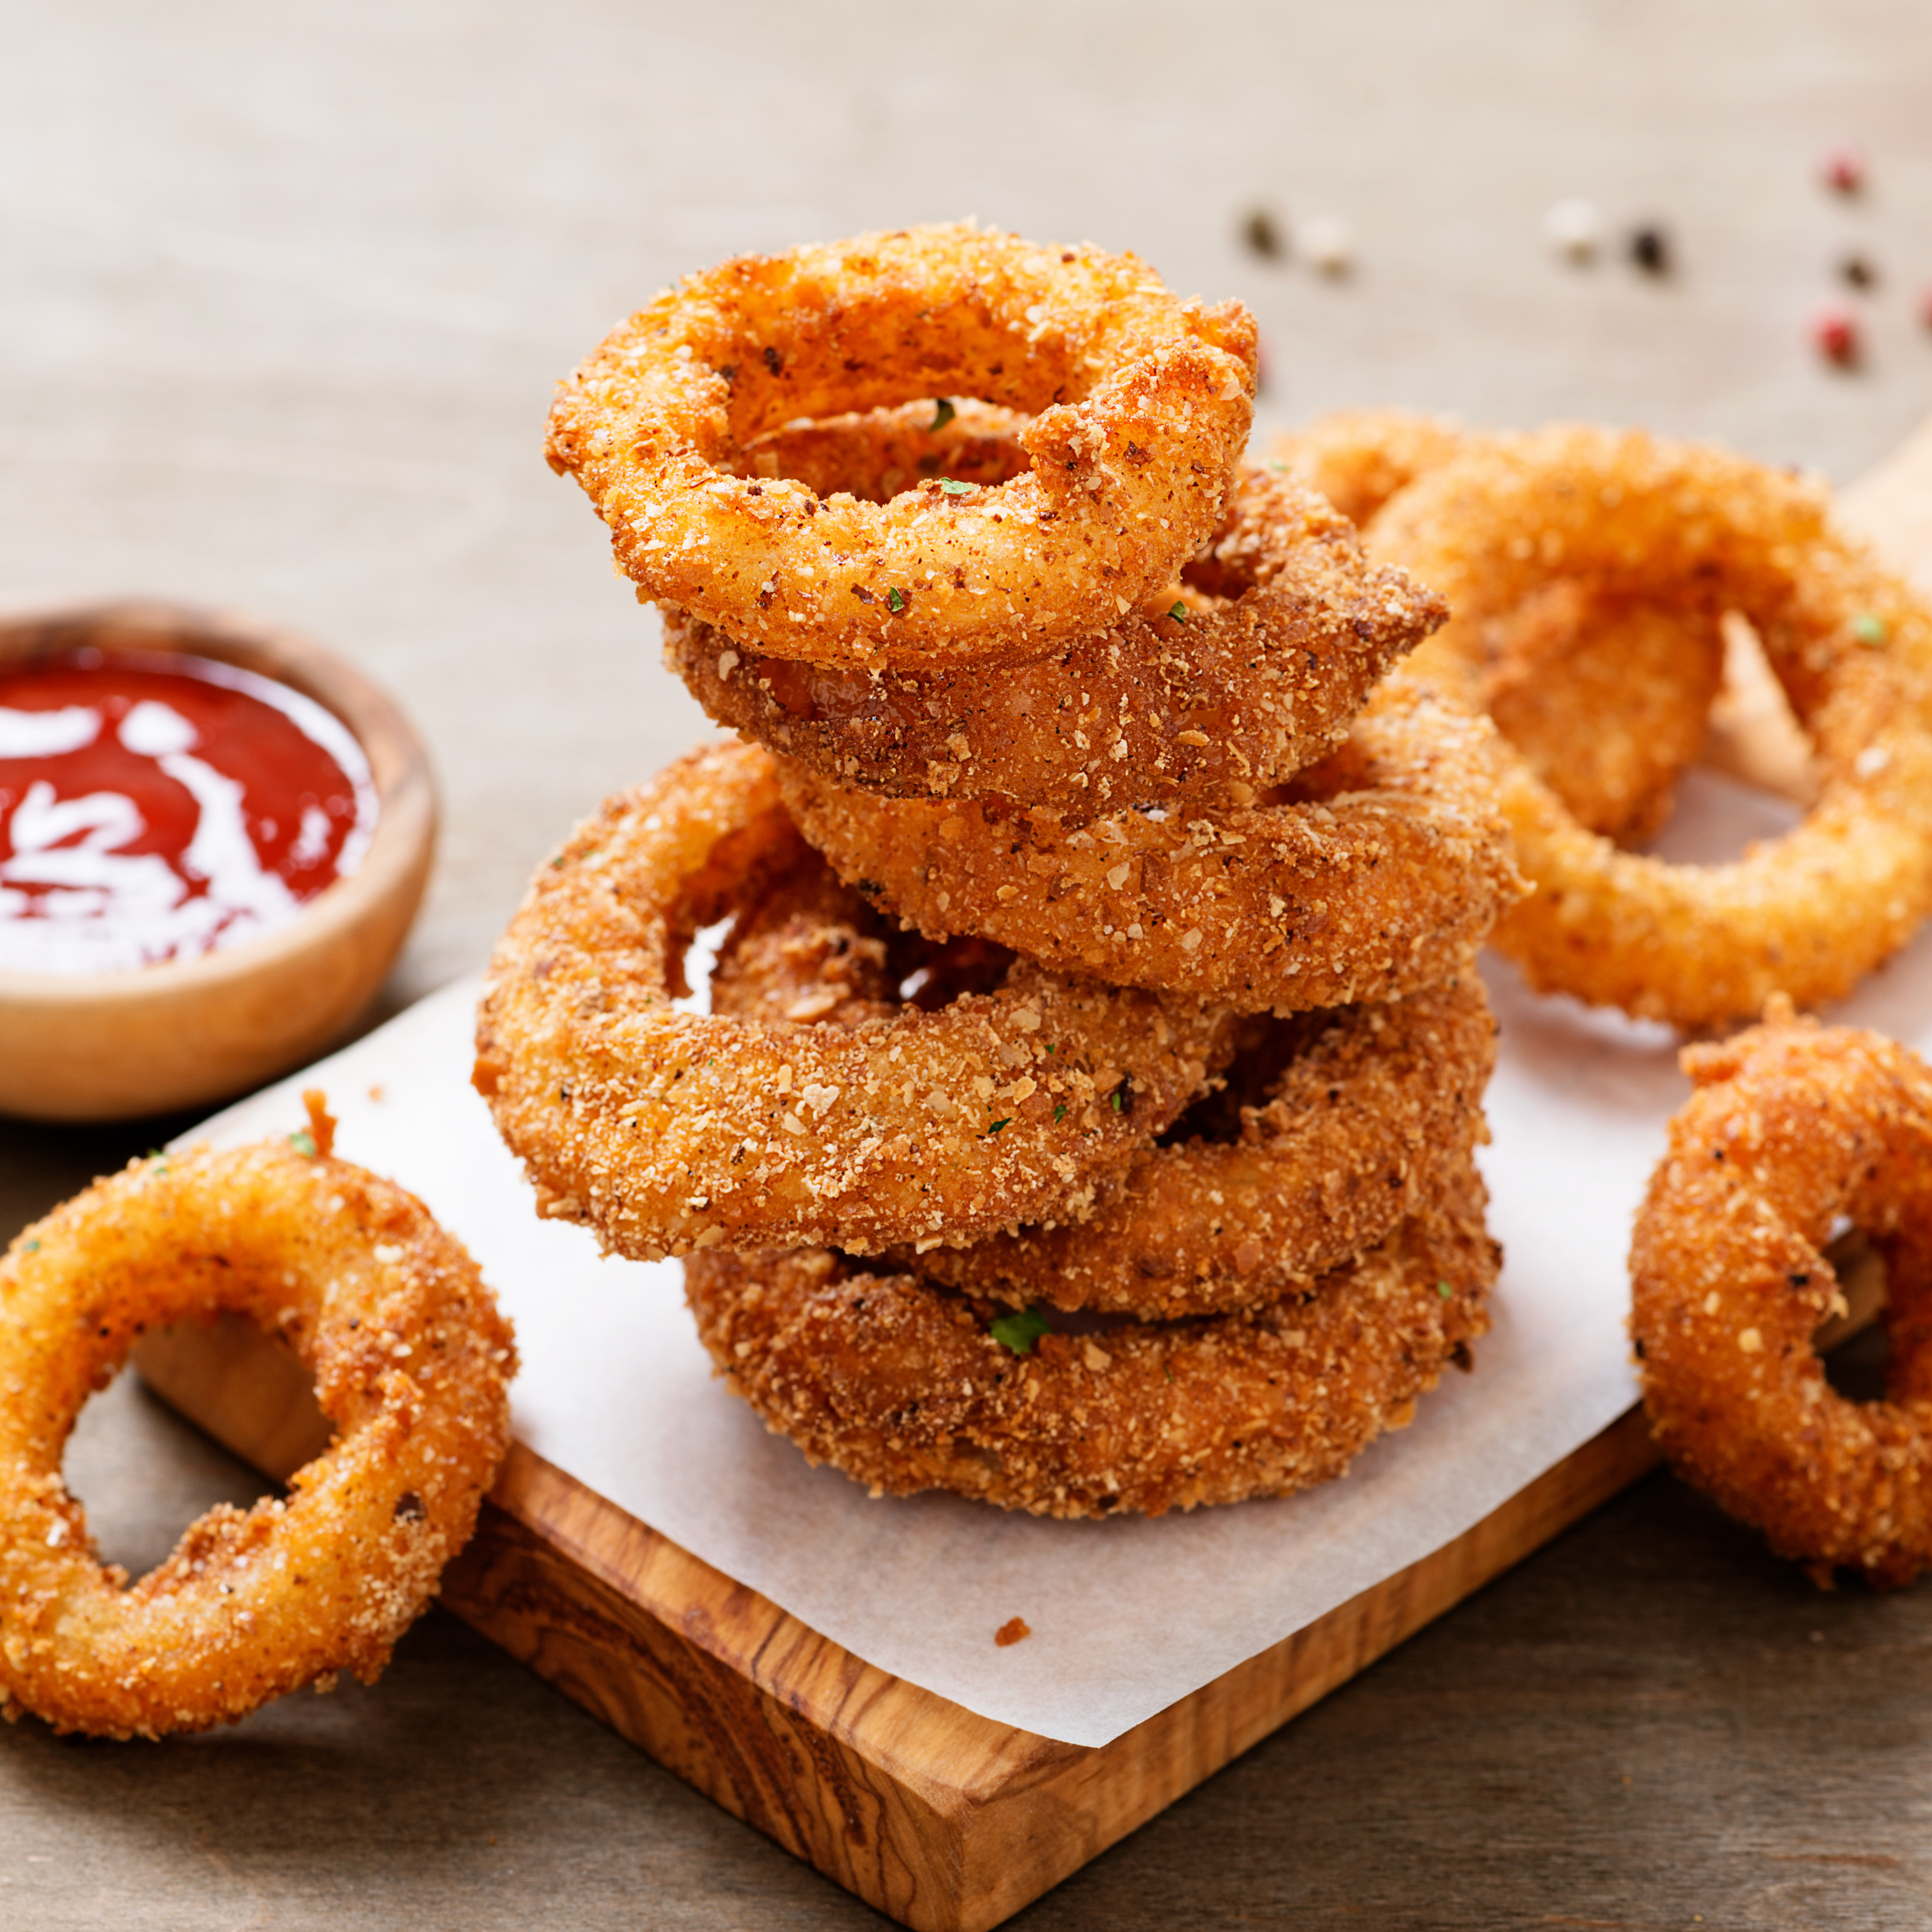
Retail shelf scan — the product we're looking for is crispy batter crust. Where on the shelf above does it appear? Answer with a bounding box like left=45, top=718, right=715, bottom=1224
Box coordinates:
left=1376, top=426, right=1932, bottom=1027
left=684, top=1153, right=1497, bottom=1518
left=776, top=671, right=1526, bottom=1013
left=667, top=462, right=1444, bottom=819
left=474, top=740, right=1231, bottom=1257
left=896, top=972, right=1496, bottom=1318
left=1631, top=1011, right=1932, bottom=1587
left=0, top=1137, right=515, bottom=1738
left=547, top=223, right=1257, bottom=666
left=703, top=847, right=1495, bottom=1317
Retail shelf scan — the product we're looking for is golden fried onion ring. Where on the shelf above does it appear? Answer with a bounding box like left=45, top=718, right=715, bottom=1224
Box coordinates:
left=1631, top=1009, right=1932, bottom=1587
left=701, top=846, right=1494, bottom=1316
left=473, top=740, right=1231, bottom=1257
left=546, top=223, right=1258, bottom=668
left=684, top=1153, right=1496, bottom=1518
left=0, top=1118, right=515, bottom=1738
left=1376, top=426, right=1932, bottom=1027
left=897, top=972, right=1497, bottom=1319
left=776, top=673, right=1526, bottom=1013
left=666, top=463, right=1444, bottom=818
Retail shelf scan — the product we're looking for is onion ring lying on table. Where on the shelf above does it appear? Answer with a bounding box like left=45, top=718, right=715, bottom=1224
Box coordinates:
left=775, top=672, right=1527, bottom=1013
left=1375, top=426, right=1932, bottom=1027
left=547, top=223, right=1258, bottom=667
left=0, top=1100, right=515, bottom=1738
left=666, top=462, right=1446, bottom=818
left=685, top=1152, right=1496, bottom=1518
left=1631, top=1008, right=1932, bottom=1588
left=473, top=740, right=1231, bottom=1258
left=1274, top=410, right=1727, bottom=844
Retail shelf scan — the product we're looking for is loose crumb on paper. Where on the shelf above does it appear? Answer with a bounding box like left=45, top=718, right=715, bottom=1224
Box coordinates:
left=995, top=1616, right=1031, bottom=1647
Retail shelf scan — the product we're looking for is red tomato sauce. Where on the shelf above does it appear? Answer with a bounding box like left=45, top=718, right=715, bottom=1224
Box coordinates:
left=0, top=650, right=377, bottom=975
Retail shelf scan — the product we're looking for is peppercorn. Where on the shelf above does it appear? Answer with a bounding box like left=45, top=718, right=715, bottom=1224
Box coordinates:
left=1628, top=225, right=1672, bottom=277
left=1813, top=308, right=1859, bottom=367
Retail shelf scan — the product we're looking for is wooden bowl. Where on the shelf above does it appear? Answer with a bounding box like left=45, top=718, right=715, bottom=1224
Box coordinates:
left=0, top=600, right=437, bottom=1121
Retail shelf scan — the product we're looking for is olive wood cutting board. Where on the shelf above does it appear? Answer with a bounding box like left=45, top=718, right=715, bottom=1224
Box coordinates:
left=132, top=418, right=1932, bottom=1932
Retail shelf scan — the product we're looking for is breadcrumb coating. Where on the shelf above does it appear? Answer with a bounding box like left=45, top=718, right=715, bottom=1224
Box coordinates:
left=1632, top=1010, right=1932, bottom=1586
left=548, top=222, right=1257, bottom=666
left=685, top=1153, right=1496, bottom=1518
left=0, top=1133, right=515, bottom=1738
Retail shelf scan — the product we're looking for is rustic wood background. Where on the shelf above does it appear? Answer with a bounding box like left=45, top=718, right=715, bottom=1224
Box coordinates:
left=6, top=2, right=1932, bottom=1924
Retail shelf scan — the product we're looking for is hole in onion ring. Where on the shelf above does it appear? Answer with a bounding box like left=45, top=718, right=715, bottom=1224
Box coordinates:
left=1637, top=614, right=1811, bottom=866
left=1814, top=1227, right=1890, bottom=1402
left=1641, top=767, right=1804, bottom=866
left=65, top=1371, right=296, bottom=1586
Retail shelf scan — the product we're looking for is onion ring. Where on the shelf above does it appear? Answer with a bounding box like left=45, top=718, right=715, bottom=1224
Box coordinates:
left=683, top=1152, right=1496, bottom=1518
left=545, top=222, right=1258, bottom=667
left=1274, top=410, right=1726, bottom=843
left=0, top=1105, right=516, bottom=1738
left=1630, top=1007, right=1932, bottom=1587
left=666, top=462, right=1445, bottom=818
left=473, top=739, right=1231, bottom=1257
left=775, top=672, right=1527, bottom=1013
left=893, top=972, right=1496, bottom=1318
left=1375, top=426, right=1932, bottom=1027
left=703, top=850, right=1494, bottom=1316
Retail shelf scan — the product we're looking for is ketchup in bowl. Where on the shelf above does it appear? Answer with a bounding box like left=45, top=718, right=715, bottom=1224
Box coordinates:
left=0, top=650, right=378, bottom=975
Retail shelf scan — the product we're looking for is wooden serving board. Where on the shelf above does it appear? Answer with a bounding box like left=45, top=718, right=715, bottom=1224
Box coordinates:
left=133, top=1316, right=1662, bottom=1932
left=132, top=422, right=1932, bottom=1932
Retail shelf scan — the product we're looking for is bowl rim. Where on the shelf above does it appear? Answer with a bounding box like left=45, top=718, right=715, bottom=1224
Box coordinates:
left=0, top=596, right=438, bottom=1010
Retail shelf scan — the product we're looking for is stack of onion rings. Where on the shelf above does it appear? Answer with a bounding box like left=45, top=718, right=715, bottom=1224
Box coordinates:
left=684, top=811, right=1499, bottom=1513
left=547, top=222, right=1258, bottom=667
left=0, top=1111, right=515, bottom=1738
left=1375, top=426, right=1932, bottom=1027
left=494, top=230, right=1518, bottom=1518
left=1631, top=1007, right=1932, bottom=1587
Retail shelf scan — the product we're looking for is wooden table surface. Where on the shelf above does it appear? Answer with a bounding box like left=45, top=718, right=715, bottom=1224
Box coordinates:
left=6, top=3, right=1932, bottom=1924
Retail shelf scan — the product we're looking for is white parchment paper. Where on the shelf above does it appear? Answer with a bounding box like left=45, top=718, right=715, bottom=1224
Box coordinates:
left=180, top=769, right=1932, bottom=1749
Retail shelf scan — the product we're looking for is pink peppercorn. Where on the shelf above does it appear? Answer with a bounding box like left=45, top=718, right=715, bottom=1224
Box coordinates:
left=1822, top=148, right=1866, bottom=194
left=1813, top=308, right=1859, bottom=366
